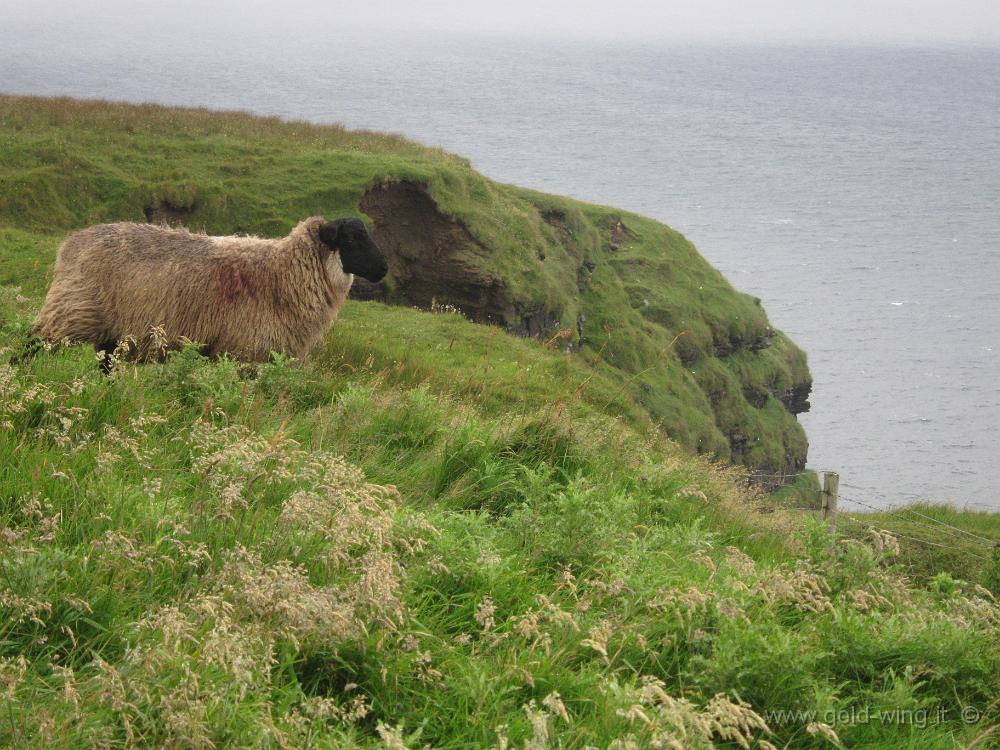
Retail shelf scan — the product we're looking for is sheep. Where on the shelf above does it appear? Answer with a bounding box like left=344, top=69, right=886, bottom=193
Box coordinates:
left=23, top=216, right=388, bottom=369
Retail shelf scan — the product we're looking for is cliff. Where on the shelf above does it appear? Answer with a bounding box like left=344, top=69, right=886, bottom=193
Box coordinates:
left=0, top=95, right=810, bottom=482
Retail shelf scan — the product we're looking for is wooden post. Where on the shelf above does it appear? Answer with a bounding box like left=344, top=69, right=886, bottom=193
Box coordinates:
left=821, top=472, right=839, bottom=536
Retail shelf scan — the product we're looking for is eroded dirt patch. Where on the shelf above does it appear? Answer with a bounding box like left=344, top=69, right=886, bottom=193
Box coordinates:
left=355, top=181, right=558, bottom=336
left=144, top=200, right=195, bottom=226
left=606, top=217, right=635, bottom=252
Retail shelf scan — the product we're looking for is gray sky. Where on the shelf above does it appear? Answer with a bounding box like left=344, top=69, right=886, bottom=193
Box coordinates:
left=6, top=0, right=1000, bottom=45
left=329, top=0, right=1000, bottom=45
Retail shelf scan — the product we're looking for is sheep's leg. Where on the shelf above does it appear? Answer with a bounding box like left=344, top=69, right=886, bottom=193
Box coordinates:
left=95, top=340, right=118, bottom=375
left=8, top=334, right=44, bottom=367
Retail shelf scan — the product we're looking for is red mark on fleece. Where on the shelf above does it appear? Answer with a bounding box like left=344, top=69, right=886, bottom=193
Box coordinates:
left=214, top=260, right=259, bottom=303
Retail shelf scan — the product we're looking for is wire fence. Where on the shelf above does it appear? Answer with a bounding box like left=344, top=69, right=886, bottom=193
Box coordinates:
left=753, top=471, right=820, bottom=481
left=837, top=514, right=993, bottom=562
left=781, top=471, right=1000, bottom=567
left=768, top=471, right=997, bottom=510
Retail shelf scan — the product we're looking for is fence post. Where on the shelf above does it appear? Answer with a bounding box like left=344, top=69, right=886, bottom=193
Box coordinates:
left=821, top=471, right=839, bottom=537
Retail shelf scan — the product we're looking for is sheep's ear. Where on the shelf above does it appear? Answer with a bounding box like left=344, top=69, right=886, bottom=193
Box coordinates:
left=318, top=219, right=344, bottom=251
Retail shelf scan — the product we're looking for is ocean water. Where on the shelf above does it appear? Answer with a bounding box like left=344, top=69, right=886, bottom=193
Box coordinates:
left=1, top=15, right=998, bottom=510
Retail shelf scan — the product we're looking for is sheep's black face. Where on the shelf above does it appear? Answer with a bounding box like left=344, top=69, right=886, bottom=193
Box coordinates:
left=319, top=218, right=389, bottom=282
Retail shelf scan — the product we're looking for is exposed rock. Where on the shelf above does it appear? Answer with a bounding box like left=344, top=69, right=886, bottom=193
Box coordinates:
left=742, top=383, right=770, bottom=408
left=714, top=327, right=776, bottom=358
left=674, top=335, right=702, bottom=366
left=355, top=181, right=561, bottom=338
left=604, top=218, right=634, bottom=253
left=541, top=209, right=571, bottom=238
left=728, top=430, right=750, bottom=464
left=144, top=199, right=195, bottom=225
left=713, top=337, right=736, bottom=358
left=753, top=449, right=809, bottom=492
left=610, top=218, right=634, bottom=244
left=773, top=382, right=812, bottom=415
left=508, top=309, right=562, bottom=338
left=749, top=328, right=776, bottom=351
left=576, top=260, right=596, bottom=291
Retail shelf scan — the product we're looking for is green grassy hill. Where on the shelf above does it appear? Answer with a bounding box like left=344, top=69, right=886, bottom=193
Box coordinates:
left=1, top=97, right=999, bottom=749
left=0, top=95, right=810, bottom=484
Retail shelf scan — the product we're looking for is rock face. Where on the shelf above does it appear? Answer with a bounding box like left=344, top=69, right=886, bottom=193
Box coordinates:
left=354, top=182, right=560, bottom=337
left=144, top=199, right=195, bottom=226
left=352, top=179, right=812, bottom=484
left=774, top=383, right=812, bottom=415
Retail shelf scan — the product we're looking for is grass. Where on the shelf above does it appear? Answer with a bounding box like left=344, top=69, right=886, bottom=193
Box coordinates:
left=769, top=476, right=1000, bottom=587
left=839, top=503, right=1000, bottom=586
left=769, top=471, right=822, bottom=509
left=1, top=97, right=999, bottom=749
left=2, top=287, right=1000, bottom=749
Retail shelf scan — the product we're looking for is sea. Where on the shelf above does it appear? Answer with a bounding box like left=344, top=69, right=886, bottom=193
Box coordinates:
left=1, top=13, right=998, bottom=510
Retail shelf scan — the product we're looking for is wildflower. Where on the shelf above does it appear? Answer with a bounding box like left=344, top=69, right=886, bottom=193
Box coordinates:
left=143, top=477, right=163, bottom=499
left=493, top=724, right=510, bottom=750
left=555, top=566, right=577, bottom=594
left=867, top=529, right=900, bottom=558
left=705, top=694, right=770, bottom=749
left=0, top=655, right=28, bottom=700
left=724, top=546, right=756, bottom=577
left=476, top=596, right=497, bottom=633
left=52, top=665, right=81, bottom=716
left=754, top=568, right=834, bottom=614
left=377, top=722, right=411, bottom=750
left=523, top=700, right=551, bottom=750
left=543, top=692, right=570, bottom=724
left=477, top=549, right=503, bottom=567
left=581, top=620, right=615, bottom=661
left=413, top=650, right=444, bottom=686
left=716, top=597, right=750, bottom=623
left=806, top=721, right=844, bottom=747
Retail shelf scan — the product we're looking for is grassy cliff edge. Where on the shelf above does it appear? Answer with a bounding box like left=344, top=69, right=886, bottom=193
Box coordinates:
left=0, top=95, right=810, bottom=484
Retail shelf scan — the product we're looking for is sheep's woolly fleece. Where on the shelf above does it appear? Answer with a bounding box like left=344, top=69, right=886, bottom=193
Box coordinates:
left=34, top=218, right=358, bottom=362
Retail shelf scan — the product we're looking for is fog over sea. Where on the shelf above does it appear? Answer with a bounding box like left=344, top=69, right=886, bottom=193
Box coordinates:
left=2, top=16, right=998, bottom=510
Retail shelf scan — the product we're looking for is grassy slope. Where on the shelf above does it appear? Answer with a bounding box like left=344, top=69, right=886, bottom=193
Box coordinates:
left=1, top=98, right=1000, bottom=749
left=0, top=95, right=809, bottom=478
left=3, top=290, right=1000, bottom=749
